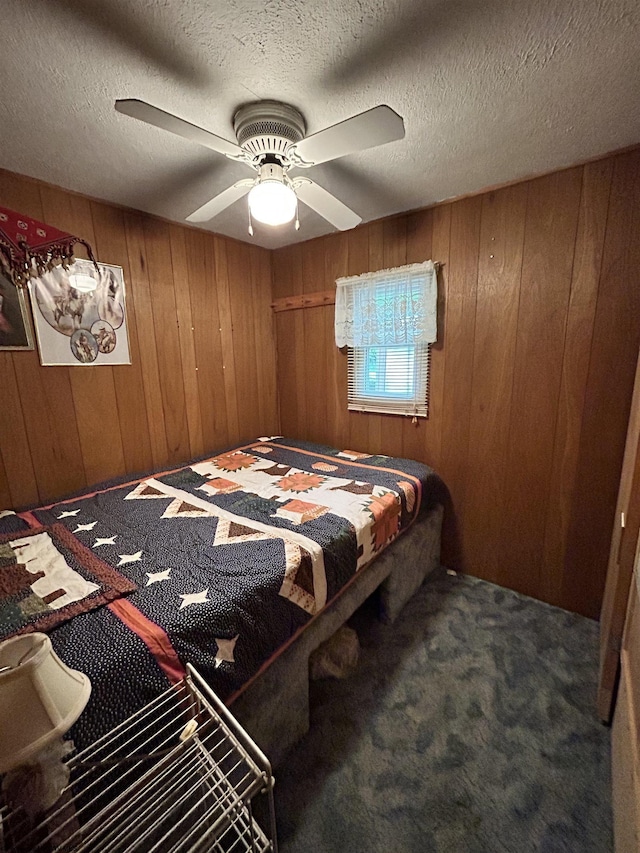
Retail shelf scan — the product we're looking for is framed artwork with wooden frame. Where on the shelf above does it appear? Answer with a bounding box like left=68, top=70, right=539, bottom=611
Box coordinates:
left=0, top=271, right=35, bottom=351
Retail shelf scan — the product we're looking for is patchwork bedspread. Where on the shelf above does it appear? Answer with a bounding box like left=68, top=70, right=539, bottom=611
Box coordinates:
left=7, top=438, right=442, bottom=749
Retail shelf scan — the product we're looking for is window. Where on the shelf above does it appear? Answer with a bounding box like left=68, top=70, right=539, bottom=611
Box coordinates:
left=335, top=261, right=437, bottom=418
left=348, top=344, right=431, bottom=416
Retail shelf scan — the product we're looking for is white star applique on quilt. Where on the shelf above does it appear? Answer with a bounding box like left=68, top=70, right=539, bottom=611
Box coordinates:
left=214, top=635, right=239, bottom=668
left=73, top=522, right=98, bottom=533
left=93, top=536, right=117, bottom=547
left=179, top=589, right=209, bottom=609
left=117, top=551, right=143, bottom=566
left=146, top=569, right=172, bottom=586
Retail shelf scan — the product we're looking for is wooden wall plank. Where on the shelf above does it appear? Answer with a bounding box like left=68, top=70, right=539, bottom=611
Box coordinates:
left=13, top=355, right=88, bottom=499
left=300, top=304, right=326, bottom=443
left=226, top=240, right=258, bottom=443
left=438, top=196, right=481, bottom=568
left=90, top=202, right=154, bottom=474
left=185, top=231, right=225, bottom=450
left=302, top=238, right=330, bottom=445
left=0, top=174, right=54, bottom=507
left=463, top=185, right=527, bottom=582
left=499, top=168, right=583, bottom=597
left=168, top=225, right=205, bottom=458
left=289, top=244, right=307, bottom=442
left=402, top=210, right=434, bottom=462
left=273, top=247, right=301, bottom=439
left=541, top=159, right=614, bottom=605
left=324, top=232, right=349, bottom=447
left=142, top=219, right=190, bottom=464
left=423, top=205, right=451, bottom=470
left=0, top=355, right=39, bottom=507
left=212, top=236, right=239, bottom=444
left=346, top=226, right=370, bottom=453
left=124, top=213, right=170, bottom=467
left=0, top=171, right=43, bottom=216
left=250, top=246, right=279, bottom=435
left=68, top=367, right=128, bottom=485
left=0, top=453, right=10, bottom=510
left=280, top=244, right=306, bottom=442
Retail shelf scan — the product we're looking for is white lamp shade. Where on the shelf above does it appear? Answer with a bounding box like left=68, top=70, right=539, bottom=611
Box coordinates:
left=248, top=180, right=297, bottom=226
left=0, top=633, right=91, bottom=774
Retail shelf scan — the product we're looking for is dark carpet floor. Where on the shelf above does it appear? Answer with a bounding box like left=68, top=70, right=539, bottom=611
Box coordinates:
left=273, top=569, right=612, bottom=853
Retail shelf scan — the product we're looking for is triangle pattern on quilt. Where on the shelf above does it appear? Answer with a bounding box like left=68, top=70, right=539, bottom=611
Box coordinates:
left=160, top=498, right=217, bottom=519
left=279, top=542, right=317, bottom=615
left=330, top=480, right=376, bottom=495
left=213, top=518, right=275, bottom=545
left=125, top=482, right=171, bottom=500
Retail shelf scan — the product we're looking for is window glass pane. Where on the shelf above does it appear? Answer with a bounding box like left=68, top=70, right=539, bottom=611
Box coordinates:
left=383, top=347, right=414, bottom=396
left=348, top=344, right=430, bottom=417
left=358, top=346, right=415, bottom=400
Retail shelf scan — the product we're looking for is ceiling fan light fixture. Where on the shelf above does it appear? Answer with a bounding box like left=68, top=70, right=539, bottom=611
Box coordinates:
left=248, top=163, right=297, bottom=226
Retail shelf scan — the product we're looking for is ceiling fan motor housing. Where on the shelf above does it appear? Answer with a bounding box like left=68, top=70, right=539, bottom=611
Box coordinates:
left=233, top=101, right=305, bottom=168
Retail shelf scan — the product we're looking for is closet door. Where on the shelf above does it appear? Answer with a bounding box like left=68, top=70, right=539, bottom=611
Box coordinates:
left=599, top=347, right=640, bottom=722
left=612, top=552, right=640, bottom=852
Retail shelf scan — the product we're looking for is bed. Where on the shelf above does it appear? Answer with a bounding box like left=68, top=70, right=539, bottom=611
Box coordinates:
left=0, top=437, right=444, bottom=766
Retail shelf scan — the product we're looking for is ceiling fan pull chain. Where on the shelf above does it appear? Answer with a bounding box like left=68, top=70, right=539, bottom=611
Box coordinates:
left=248, top=206, right=254, bottom=237
left=295, top=196, right=300, bottom=231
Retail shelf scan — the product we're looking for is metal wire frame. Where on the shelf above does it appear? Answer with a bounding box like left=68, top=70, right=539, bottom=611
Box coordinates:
left=0, top=666, right=277, bottom=853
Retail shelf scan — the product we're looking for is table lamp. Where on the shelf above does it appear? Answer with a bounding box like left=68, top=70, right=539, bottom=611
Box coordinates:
left=0, top=633, right=91, bottom=813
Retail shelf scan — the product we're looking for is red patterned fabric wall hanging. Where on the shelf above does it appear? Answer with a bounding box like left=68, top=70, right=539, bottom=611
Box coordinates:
left=0, top=205, right=97, bottom=287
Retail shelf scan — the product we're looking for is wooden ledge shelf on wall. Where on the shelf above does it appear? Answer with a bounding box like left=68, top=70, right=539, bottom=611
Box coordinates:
left=271, top=290, right=336, bottom=312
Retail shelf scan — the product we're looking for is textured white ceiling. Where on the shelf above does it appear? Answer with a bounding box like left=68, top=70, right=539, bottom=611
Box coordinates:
left=1, top=0, right=639, bottom=249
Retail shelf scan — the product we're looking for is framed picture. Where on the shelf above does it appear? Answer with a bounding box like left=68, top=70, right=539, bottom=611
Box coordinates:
left=28, top=259, right=131, bottom=366
left=0, top=272, right=35, bottom=350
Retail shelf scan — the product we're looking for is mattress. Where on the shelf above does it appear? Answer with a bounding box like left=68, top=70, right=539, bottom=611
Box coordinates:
left=0, top=437, right=444, bottom=752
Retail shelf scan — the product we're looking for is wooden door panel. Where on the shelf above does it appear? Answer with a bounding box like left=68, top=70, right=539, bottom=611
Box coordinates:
left=599, top=348, right=640, bottom=721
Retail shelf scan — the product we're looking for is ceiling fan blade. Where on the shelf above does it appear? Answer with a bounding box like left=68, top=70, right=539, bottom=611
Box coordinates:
left=186, top=180, right=254, bottom=223
left=289, top=105, right=404, bottom=167
left=293, top=179, right=362, bottom=231
left=115, top=99, right=246, bottom=161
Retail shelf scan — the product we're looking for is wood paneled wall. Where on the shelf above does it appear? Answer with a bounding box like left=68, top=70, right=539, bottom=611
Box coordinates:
left=0, top=170, right=278, bottom=510
left=272, top=150, right=640, bottom=618
left=2, top=151, right=639, bottom=618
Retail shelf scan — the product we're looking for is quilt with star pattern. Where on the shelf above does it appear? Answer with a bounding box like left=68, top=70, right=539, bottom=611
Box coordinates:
left=9, top=437, right=442, bottom=749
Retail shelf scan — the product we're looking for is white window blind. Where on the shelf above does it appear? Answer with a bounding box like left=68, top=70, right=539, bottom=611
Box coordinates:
left=348, top=344, right=431, bottom=416
left=336, top=261, right=437, bottom=418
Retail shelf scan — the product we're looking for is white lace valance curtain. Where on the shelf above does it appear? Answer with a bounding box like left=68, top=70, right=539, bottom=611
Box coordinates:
left=334, top=260, right=437, bottom=348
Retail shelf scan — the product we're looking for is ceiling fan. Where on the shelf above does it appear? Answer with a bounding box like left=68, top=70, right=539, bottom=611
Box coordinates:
left=114, top=99, right=405, bottom=234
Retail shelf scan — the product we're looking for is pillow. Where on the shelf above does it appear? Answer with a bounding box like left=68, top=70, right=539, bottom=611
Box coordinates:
left=0, top=524, right=137, bottom=640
